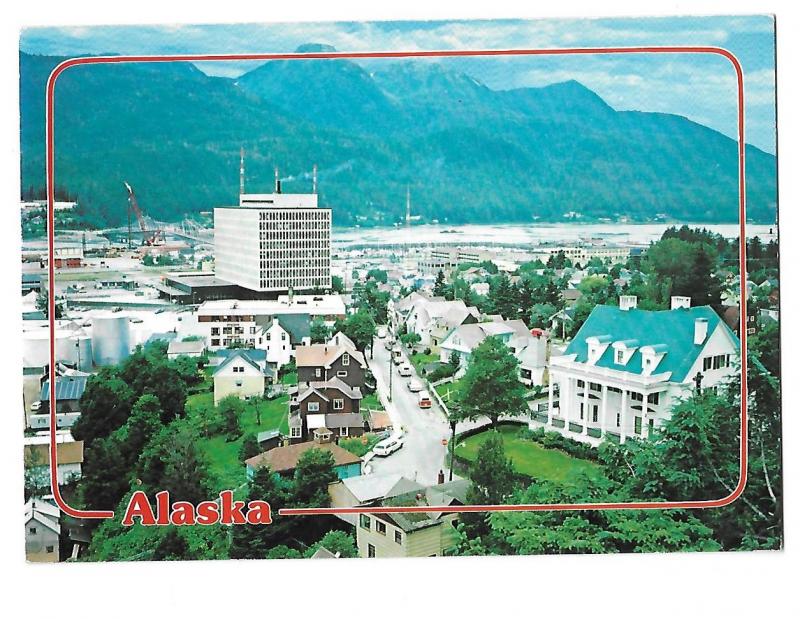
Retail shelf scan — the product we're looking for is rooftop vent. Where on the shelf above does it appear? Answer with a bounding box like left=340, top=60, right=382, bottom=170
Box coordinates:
left=694, top=318, right=709, bottom=345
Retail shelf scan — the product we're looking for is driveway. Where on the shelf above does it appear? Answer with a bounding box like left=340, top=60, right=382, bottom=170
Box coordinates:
left=366, top=339, right=452, bottom=486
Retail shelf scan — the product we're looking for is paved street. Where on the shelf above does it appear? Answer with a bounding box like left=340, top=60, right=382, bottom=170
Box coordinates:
left=366, top=338, right=452, bottom=486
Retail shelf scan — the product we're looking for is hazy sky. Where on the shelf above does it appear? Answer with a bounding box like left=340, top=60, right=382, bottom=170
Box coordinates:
left=20, top=15, right=776, bottom=153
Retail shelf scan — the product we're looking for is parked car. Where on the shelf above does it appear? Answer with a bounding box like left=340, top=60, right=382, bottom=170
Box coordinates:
left=418, top=390, right=432, bottom=409
left=30, top=400, right=42, bottom=414
left=407, top=378, right=424, bottom=393
left=392, top=348, right=404, bottom=365
left=377, top=326, right=388, bottom=339
left=398, top=364, right=412, bottom=377
left=373, top=437, right=404, bottom=457
left=384, top=338, right=396, bottom=351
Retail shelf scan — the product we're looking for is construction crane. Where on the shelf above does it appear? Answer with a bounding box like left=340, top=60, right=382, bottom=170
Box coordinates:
left=124, top=182, right=164, bottom=247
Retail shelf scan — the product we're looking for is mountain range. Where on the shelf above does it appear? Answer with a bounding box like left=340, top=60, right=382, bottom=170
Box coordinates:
left=19, top=46, right=777, bottom=228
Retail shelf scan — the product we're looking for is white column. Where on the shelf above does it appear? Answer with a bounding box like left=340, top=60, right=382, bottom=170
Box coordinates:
left=581, top=382, right=589, bottom=435
left=562, top=377, right=571, bottom=430
left=641, top=394, right=649, bottom=439
left=620, top=389, right=628, bottom=444
left=547, top=378, right=555, bottom=426
left=600, top=385, right=608, bottom=438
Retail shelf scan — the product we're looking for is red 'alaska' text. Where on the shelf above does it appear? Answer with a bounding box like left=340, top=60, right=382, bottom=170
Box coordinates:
left=121, top=490, right=272, bottom=526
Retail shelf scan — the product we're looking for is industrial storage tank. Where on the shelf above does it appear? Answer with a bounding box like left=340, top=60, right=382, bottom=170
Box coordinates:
left=22, top=322, right=92, bottom=371
left=92, top=312, right=132, bottom=366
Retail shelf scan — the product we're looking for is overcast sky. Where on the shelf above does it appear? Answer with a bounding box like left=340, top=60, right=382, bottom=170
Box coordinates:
left=20, top=15, right=776, bottom=153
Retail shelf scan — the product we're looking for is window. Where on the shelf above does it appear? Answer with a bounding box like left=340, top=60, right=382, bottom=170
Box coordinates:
left=308, top=402, right=320, bottom=412
left=333, top=399, right=344, bottom=410
left=235, top=380, right=243, bottom=388
left=591, top=406, right=599, bottom=423
left=340, top=427, right=348, bottom=437
left=579, top=403, right=584, bottom=420
left=634, top=416, right=642, bottom=434
left=266, top=333, right=271, bottom=341
left=394, top=531, right=402, bottom=544
left=615, top=350, right=624, bottom=364
left=46, top=545, right=54, bottom=553
left=342, top=353, right=350, bottom=366
left=375, top=521, right=387, bottom=536
left=250, top=327, right=257, bottom=334
left=647, top=393, right=660, bottom=405
left=290, top=427, right=302, bottom=438
left=211, top=327, right=219, bottom=336
left=337, top=370, right=348, bottom=377
left=630, top=392, right=644, bottom=402
left=315, top=368, right=322, bottom=378
left=368, top=544, right=376, bottom=558
left=703, top=356, right=712, bottom=371
left=577, top=379, right=585, bottom=388
left=29, top=527, right=36, bottom=534
left=616, top=412, right=621, bottom=427
left=211, top=339, right=219, bottom=346
left=360, top=514, right=371, bottom=529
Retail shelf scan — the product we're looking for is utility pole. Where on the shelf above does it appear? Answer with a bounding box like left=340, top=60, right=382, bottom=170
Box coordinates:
left=388, top=354, right=393, bottom=402
left=448, top=417, right=458, bottom=481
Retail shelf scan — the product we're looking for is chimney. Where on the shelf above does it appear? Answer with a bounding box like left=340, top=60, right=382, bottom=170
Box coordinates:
left=671, top=296, right=691, bottom=310
left=694, top=317, right=709, bottom=345
left=619, top=295, right=638, bottom=311
left=437, top=470, right=445, bottom=484
left=274, top=167, right=279, bottom=192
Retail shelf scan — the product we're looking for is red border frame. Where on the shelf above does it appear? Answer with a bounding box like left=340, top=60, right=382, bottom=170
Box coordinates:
left=45, top=46, right=748, bottom=520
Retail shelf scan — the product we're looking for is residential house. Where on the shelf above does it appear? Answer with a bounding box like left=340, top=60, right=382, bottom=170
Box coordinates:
left=25, top=498, right=61, bottom=562
left=213, top=349, right=268, bottom=405
left=329, top=473, right=424, bottom=526
left=356, top=479, right=469, bottom=558
left=254, top=317, right=292, bottom=371
left=404, top=297, right=480, bottom=347
left=167, top=339, right=206, bottom=360
left=540, top=296, right=740, bottom=445
left=295, top=344, right=366, bottom=390
left=24, top=432, right=84, bottom=486
left=289, top=377, right=364, bottom=442
left=438, top=318, right=532, bottom=368
left=36, top=375, right=87, bottom=429
left=245, top=436, right=362, bottom=481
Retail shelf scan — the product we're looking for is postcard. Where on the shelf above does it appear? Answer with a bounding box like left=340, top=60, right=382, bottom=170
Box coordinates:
left=20, top=15, right=780, bottom=562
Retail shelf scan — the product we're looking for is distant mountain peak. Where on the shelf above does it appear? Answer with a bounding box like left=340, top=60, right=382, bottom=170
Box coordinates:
left=294, top=43, right=337, bottom=54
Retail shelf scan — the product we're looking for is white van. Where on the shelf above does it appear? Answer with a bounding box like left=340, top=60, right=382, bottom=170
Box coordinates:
left=373, top=437, right=403, bottom=457
left=398, top=363, right=412, bottom=377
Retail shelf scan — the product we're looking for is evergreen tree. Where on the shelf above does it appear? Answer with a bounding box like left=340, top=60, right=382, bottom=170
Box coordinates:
left=230, top=466, right=292, bottom=559
left=433, top=270, right=448, bottom=297
left=463, top=431, right=517, bottom=538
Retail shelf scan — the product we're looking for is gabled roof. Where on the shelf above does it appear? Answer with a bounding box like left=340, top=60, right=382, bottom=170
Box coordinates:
left=213, top=349, right=264, bottom=377
left=256, top=313, right=311, bottom=344
left=328, top=331, right=356, bottom=350
left=40, top=375, right=88, bottom=402
left=342, top=473, right=424, bottom=504
left=307, top=377, right=363, bottom=400
left=295, top=344, right=366, bottom=370
left=245, top=441, right=361, bottom=473
left=564, top=305, right=739, bottom=381
left=376, top=479, right=470, bottom=532
left=167, top=339, right=205, bottom=355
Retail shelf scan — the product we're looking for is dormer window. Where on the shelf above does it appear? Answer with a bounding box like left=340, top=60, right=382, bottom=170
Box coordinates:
left=342, top=353, right=350, bottom=366
left=615, top=350, right=624, bottom=364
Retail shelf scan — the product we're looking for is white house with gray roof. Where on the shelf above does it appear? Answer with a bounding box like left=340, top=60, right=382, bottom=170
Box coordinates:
left=538, top=296, right=740, bottom=445
left=213, top=349, right=268, bottom=404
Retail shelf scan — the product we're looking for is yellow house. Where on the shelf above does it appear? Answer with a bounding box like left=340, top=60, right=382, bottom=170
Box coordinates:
left=356, top=479, right=469, bottom=558
left=213, top=350, right=266, bottom=405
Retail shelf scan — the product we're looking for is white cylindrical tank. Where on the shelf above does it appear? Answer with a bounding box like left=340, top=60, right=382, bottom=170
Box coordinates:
left=92, top=312, right=132, bottom=366
left=23, top=323, right=93, bottom=371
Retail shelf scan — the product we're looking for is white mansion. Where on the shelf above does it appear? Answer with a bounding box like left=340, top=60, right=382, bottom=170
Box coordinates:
left=538, top=296, right=740, bottom=444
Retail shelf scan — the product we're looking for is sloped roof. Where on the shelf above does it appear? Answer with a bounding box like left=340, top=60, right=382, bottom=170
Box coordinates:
left=564, top=305, right=739, bottom=381
left=377, top=479, right=470, bottom=532
left=295, top=344, right=366, bottom=370
left=167, top=339, right=205, bottom=355
left=245, top=441, right=361, bottom=473
left=40, top=375, right=87, bottom=402
left=256, top=313, right=311, bottom=344
left=324, top=413, right=364, bottom=429
left=341, top=474, right=424, bottom=504
left=213, top=349, right=264, bottom=376
left=25, top=440, right=84, bottom=466
left=307, top=377, right=363, bottom=400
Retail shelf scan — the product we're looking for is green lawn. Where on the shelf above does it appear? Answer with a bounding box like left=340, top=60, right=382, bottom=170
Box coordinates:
left=361, top=392, right=384, bottom=412
left=410, top=352, right=438, bottom=373
left=455, top=425, right=600, bottom=484
left=339, top=433, right=383, bottom=458
left=435, top=379, right=464, bottom=403
left=186, top=392, right=290, bottom=492
left=280, top=371, right=298, bottom=385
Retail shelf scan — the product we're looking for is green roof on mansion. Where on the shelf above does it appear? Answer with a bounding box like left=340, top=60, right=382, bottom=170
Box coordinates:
left=564, top=304, right=740, bottom=381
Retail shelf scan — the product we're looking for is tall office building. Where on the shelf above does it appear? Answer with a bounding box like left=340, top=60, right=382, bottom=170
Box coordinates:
left=215, top=189, right=331, bottom=293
